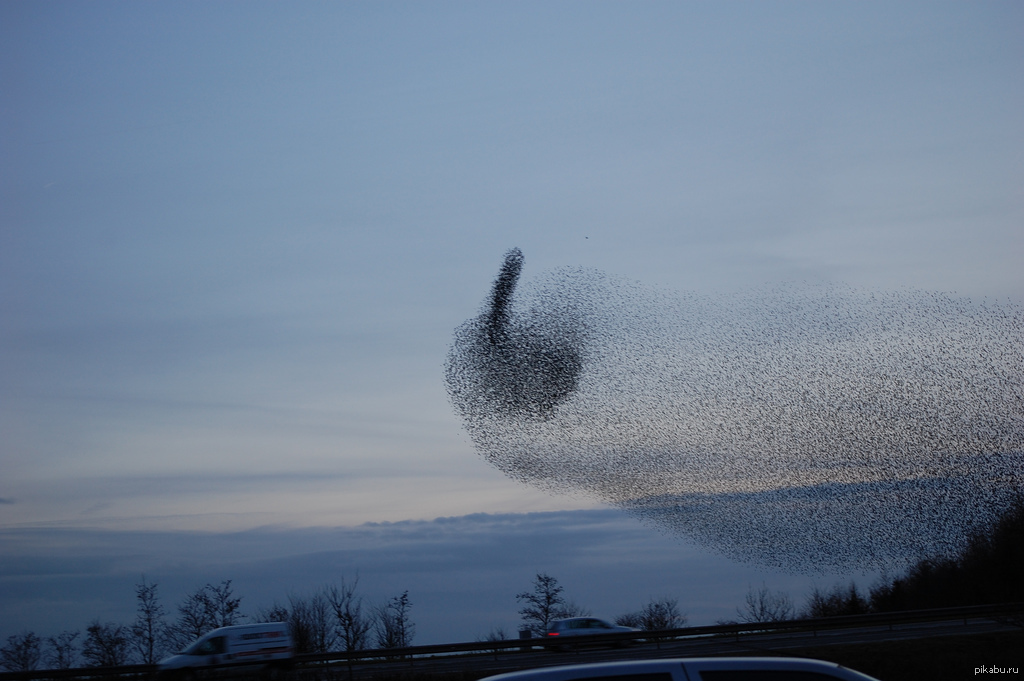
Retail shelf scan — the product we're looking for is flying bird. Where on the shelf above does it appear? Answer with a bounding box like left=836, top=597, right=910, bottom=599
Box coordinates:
left=445, top=250, right=1024, bottom=570
left=446, top=248, right=582, bottom=420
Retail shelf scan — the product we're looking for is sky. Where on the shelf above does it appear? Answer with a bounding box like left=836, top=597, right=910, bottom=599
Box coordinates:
left=2, top=0, right=1022, bottom=650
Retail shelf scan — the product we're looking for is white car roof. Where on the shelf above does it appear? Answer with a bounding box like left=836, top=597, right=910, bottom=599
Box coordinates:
left=480, top=657, right=880, bottom=681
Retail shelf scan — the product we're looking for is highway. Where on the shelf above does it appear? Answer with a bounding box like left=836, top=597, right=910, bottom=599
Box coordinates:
left=0, top=604, right=1018, bottom=680
left=323, top=613, right=1020, bottom=680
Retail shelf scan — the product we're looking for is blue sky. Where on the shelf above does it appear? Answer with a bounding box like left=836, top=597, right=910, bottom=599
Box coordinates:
left=1, top=0, right=1022, bottom=648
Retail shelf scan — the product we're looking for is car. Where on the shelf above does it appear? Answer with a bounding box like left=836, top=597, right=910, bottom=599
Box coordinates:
left=544, top=618, right=639, bottom=648
left=479, top=657, right=881, bottom=681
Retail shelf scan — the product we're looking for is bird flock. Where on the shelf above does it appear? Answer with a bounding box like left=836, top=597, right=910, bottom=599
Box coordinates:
left=445, top=249, right=1024, bottom=570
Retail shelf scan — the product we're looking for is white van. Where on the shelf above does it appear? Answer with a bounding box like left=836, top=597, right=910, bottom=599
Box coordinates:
left=159, top=622, right=293, bottom=676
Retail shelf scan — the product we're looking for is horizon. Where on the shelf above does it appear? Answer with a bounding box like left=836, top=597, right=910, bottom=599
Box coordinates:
left=2, top=0, right=1021, bottom=662
left=1, top=508, right=884, bottom=649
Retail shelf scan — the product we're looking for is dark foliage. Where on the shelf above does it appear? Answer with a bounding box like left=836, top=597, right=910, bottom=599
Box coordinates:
left=803, top=583, right=870, bottom=618
left=870, top=499, right=1024, bottom=611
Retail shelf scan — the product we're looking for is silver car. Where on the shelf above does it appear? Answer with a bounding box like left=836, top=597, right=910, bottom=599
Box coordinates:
left=545, top=617, right=638, bottom=645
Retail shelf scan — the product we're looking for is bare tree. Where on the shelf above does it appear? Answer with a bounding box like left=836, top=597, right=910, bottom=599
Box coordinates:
left=167, top=587, right=215, bottom=651
left=516, top=573, right=583, bottom=636
left=480, top=627, right=509, bottom=643
left=374, top=591, right=414, bottom=649
left=618, top=597, right=686, bottom=631
left=167, top=580, right=243, bottom=650
left=559, top=600, right=592, bottom=618
left=614, top=612, right=642, bottom=628
left=46, top=631, right=80, bottom=670
left=205, top=580, right=243, bottom=628
left=738, top=584, right=795, bottom=623
left=289, top=588, right=337, bottom=654
left=478, top=627, right=509, bottom=654
left=82, top=621, right=130, bottom=667
left=328, top=577, right=372, bottom=652
left=641, top=597, right=686, bottom=630
left=802, top=582, right=869, bottom=618
left=1, top=632, right=41, bottom=671
left=130, top=576, right=167, bottom=664
left=287, top=595, right=314, bottom=654
left=253, top=602, right=290, bottom=624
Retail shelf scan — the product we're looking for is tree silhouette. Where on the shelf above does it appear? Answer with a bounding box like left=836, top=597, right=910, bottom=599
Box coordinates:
left=737, top=584, right=794, bottom=623
left=205, top=579, right=242, bottom=628
left=288, top=588, right=336, bottom=654
left=803, top=582, right=869, bottom=618
left=328, top=577, right=372, bottom=652
left=46, top=631, right=79, bottom=670
left=516, top=573, right=582, bottom=636
left=130, top=576, right=167, bottom=664
left=617, top=597, right=686, bottom=631
left=82, top=621, right=129, bottom=667
left=374, top=591, right=414, bottom=649
left=869, top=498, right=1024, bottom=611
left=167, top=580, right=243, bottom=650
left=1, top=632, right=41, bottom=672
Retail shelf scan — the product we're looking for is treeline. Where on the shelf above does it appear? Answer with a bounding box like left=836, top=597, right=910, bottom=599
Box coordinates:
left=0, top=576, right=413, bottom=672
left=868, top=497, right=1024, bottom=611
left=729, top=498, right=1024, bottom=623
left=519, top=498, right=1023, bottom=631
left=3, top=499, right=1020, bottom=672
left=0, top=570, right=687, bottom=673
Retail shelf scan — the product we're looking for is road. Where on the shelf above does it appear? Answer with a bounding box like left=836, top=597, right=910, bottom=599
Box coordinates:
left=325, top=614, right=1019, bottom=680
left=1, top=608, right=1016, bottom=680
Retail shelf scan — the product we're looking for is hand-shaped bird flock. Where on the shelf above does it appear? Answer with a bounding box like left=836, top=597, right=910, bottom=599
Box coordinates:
left=445, top=249, right=1024, bottom=570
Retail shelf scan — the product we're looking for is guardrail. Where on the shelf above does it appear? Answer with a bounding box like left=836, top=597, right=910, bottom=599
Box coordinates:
left=2, top=601, right=1020, bottom=680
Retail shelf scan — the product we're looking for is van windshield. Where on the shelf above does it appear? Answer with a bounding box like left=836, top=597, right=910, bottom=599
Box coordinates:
left=183, top=636, right=225, bottom=656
